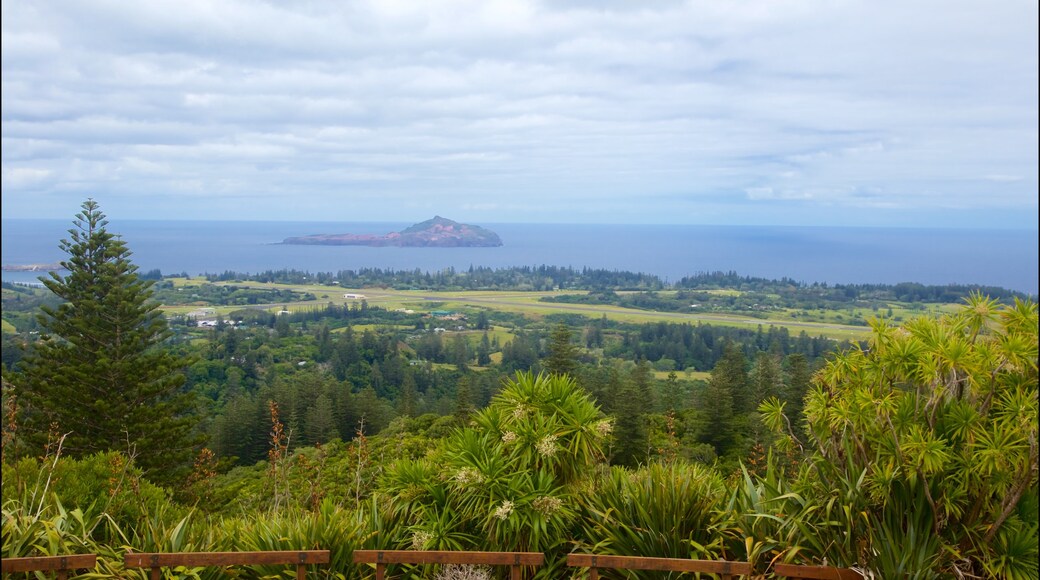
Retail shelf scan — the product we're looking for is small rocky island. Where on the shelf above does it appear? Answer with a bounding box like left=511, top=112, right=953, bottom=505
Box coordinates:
left=282, top=216, right=503, bottom=247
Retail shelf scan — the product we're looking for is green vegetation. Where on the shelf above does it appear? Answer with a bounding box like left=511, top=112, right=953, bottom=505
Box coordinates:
left=8, top=200, right=197, bottom=483
left=1, top=202, right=1036, bottom=578
left=764, top=294, right=1039, bottom=577
left=152, top=280, right=317, bottom=306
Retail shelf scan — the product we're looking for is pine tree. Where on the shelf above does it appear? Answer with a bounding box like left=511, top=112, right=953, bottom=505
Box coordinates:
left=611, top=371, right=649, bottom=467
left=781, top=353, right=811, bottom=435
left=630, top=358, right=656, bottom=412
left=713, top=342, right=750, bottom=413
left=699, top=341, right=746, bottom=455
left=544, top=323, right=579, bottom=377
left=476, top=332, right=492, bottom=366
left=749, top=351, right=784, bottom=406
left=14, top=199, right=197, bottom=482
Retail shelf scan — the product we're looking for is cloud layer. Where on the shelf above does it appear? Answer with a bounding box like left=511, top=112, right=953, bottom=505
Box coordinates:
left=2, top=0, right=1037, bottom=226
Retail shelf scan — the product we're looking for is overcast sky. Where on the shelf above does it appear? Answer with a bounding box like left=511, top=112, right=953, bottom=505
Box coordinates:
left=2, top=0, right=1037, bottom=227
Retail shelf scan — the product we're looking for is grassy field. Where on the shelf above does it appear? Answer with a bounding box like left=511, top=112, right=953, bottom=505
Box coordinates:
left=330, top=324, right=412, bottom=333
left=654, top=369, right=711, bottom=381
left=188, top=281, right=874, bottom=340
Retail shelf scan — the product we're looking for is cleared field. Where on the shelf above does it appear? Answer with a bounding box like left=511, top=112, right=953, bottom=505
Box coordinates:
left=163, top=277, right=209, bottom=288
left=654, top=369, right=711, bottom=381
left=331, top=324, right=412, bottom=333
left=2, top=319, right=17, bottom=334
left=192, top=282, right=872, bottom=340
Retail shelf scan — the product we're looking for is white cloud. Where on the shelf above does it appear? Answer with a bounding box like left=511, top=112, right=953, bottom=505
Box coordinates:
left=1, top=167, right=54, bottom=189
left=1, top=0, right=1036, bottom=226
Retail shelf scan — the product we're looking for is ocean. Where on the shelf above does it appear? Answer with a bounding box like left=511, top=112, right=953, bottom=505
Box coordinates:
left=2, top=220, right=1037, bottom=294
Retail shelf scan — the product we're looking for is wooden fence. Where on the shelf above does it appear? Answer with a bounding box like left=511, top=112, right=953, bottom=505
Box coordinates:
left=566, top=553, right=860, bottom=579
left=567, top=554, right=751, bottom=579
left=352, top=550, right=544, bottom=580
left=772, top=563, right=863, bottom=579
left=123, top=550, right=329, bottom=580
left=1, top=555, right=97, bottom=580
left=4, top=550, right=861, bottom=579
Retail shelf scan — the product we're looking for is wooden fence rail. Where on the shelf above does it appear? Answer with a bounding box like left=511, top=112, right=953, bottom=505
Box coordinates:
left=352, top=550, right=544, bottom=580
left=565, top=554, right=861, bottom=580
left=1, top=555, right=98, bottom=580
left=772, top=563, right=863, bottom=579
left=123, top=550, right=329, bottom=580
left=566, top=554, right=752, bottom=579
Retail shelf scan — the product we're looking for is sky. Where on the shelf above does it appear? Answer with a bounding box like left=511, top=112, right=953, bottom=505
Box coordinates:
left=2, top=0, right=1037, bottom=227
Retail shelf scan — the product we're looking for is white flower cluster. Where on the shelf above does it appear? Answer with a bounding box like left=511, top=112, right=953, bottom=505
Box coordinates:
left=455, top=467, right=484, bottom=485
left=411, top=530, right=434, bottom=550
left=595, top=419, right=614, bottom=437
left=492, top=500, right=514, bottom=520
left=536, top=434, right=559, bottom=457
left=501, top=431, right=518, bottom=444
left=511, top=404, right=529, bottom=420
left=434, top=564, right=493, bottom=580
left=532, top=495, right=563, bottom=516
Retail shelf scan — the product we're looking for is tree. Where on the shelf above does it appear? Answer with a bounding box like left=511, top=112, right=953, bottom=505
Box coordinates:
left=781, top=353, right=811, bottom=436
left=476, top=332, right=492, bottom=366
left=544, top=323, right=579, bottom=377
left=449, top=333, right=470, bottom=370
left=698, top=341, right=749, bottom=457
left=749, top=351, right=783, bottom=407
left=13, top=200, right=197, bottom=482
left=713, top=342, right=750, bottom=413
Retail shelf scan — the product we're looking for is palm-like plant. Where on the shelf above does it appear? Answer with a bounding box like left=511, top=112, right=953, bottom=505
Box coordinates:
left=379, top=372, right=610, bottom=577
left=761, top=297, right=1038, bottom=577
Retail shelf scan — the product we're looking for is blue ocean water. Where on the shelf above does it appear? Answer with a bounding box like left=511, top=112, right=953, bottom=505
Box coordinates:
left=2, top=220, right=1037, bottom=294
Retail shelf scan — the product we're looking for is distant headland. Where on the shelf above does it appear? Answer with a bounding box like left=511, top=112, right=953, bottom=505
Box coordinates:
left=2, top=262, right=64, bottom=272
left=281, top=216, right=503, bottom=248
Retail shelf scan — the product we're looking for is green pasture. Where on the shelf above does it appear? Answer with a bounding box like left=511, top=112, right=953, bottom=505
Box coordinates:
left=330, top=324, right=411, bottom=333
left=172, top=281, right=875, bottom=340
left=163, top=277, right=208, bottom=288
left=654, top=369, right=711, bottom=381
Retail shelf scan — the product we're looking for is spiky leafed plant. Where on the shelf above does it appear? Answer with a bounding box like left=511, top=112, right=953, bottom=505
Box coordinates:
left=760, top=295, right=1039, bottom=577
left=379, top=372, right=610, bottom=578
left=578, top=462, right=726, bottom=572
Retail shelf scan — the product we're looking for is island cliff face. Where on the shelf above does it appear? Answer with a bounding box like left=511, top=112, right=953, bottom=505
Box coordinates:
left=282, top=216, right=503, bottom=247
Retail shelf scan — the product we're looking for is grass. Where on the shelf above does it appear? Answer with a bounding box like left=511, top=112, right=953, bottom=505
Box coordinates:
left=162, top=282, right=875, bottom=340
left=163, top=276, right=208, bottom=288
left=330, top=324, right=411, bottom=333
left=654, top=370, right=711, bottom=381
left=1, top=319, right=17, bottom=334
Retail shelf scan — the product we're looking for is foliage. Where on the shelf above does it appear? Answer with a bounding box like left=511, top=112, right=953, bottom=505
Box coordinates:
left=1, top=451, right=178, bottom=539
left=762, top=295, right=1039, bottom=576
left=10, top=200, right=197, bottom=482
left=380, top=372, right=610, bottom=577
left=579, top=462, right=726, bottom=567
left=543, top=323, right=579, bottom=377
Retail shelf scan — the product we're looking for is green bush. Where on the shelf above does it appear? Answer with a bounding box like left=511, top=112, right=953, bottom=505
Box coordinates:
left=1, top=451, right=180, bottom=540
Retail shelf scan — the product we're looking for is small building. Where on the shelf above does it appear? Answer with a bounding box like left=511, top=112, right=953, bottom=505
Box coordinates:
left=344, top=293, right=367, bottom=300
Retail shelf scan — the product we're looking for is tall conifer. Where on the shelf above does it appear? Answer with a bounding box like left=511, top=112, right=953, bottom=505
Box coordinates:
left=544, top=323, right=579, bottom=377
left=14, top=200, right=197, bottom=482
